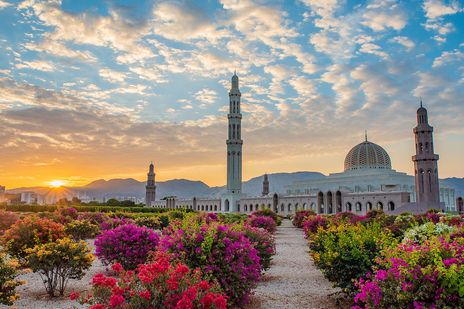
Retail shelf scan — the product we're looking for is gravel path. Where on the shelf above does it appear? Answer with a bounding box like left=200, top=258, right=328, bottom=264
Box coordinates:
left=246, top=220, right=343, bottom=309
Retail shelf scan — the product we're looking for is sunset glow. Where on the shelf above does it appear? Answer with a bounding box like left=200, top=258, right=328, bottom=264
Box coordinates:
left=48, top=180, right=66, bottom=188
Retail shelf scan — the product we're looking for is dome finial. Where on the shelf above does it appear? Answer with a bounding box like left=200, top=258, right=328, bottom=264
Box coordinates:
left=420, top=97, right=423, bottom=108
left=365, top=130, right=368, bottom=142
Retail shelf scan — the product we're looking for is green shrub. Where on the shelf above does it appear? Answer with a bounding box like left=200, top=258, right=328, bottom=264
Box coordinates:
left=158, top=214, right=170, bottom=228
left=0, top=253, right=23, bottom=305
left=134, top=216, right=162, bottom=229
left=26, top=237, right=94, bottom=297
left=64, top=220, right=100, bottom=240
left=310, top=221, right=396, bottom=293
left=3, top=216, right=65, bottom=260
left=218, top=213, right=247, bottom=224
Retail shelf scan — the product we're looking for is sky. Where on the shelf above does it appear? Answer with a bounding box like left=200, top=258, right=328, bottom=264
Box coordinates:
left=0, top=0, right=463, bottom=189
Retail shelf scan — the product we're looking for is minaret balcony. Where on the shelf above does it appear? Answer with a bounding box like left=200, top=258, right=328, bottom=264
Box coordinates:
left=227, top=114, right=242, bottom=119
left=412, top=154, right=439, bottom=161
left=226, top=139, right=243, bottom=145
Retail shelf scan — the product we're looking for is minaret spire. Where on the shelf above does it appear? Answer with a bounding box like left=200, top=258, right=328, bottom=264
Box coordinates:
left=365, top=130, right=368, bottom=142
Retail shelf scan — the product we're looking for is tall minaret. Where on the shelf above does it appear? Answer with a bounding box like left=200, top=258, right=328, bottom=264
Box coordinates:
left=412, top=100, right=440, bottom=206
left=145, top=162, right=156, bottom=206
left=262, top=174, right=269, bottom=196
left=226, top=72, right=243, bottom=195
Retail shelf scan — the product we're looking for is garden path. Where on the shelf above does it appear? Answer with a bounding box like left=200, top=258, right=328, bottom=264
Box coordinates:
left=246, top=219, right=342, bottom=309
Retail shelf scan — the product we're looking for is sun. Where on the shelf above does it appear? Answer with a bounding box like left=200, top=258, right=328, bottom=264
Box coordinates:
left=49, top=180, right=66, bottom=188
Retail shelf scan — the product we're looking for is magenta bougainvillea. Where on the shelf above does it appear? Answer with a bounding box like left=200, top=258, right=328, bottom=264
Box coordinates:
left=353, top=235, right=464, bottom=308
left=95, top=224, right=160, bottom=269
left=246, top=215, right=277, bottom=233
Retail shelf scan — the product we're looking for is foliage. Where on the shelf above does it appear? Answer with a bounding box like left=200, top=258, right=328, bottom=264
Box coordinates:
left=99, top=217, right=135, bottom=231
left=2, top=216, right=65, bottom=260
left=169, top=211, right=186, bottom=221
left=251, top=209, right=282, bottom=225
left=402, top=222, right=453, bottom=243
left=26, top=237, right=94, bottom=297
left=54, top=207, right=79, bottom=224
left=246, top=215, right=277, bottom=233
left=0, top=204, right=171, bottom=214
left=65, top=220, right=100, bottom=240
left=135, top=216, right=162, bottom=229
left=77, top=212, right=110, bottom=225
left=353, top=236, right=464, bottom=308
left=309, top=221, right=396, bottom=293
left=73, top=252, right=227, bottom=309
left=160, top=221, right=261, bottom=305
left=0, top=209, right=19, bottom=232
left=292, top=210, right=315, bottom=228
left=95, top=224, right=160, bottom=269
left=303, top=215, right=328, bottom=238
left=0, top=253, right=23, bottom=305
left=217, top=213, right=247, bottom=224
left=240, top=225, right=276, bottom=271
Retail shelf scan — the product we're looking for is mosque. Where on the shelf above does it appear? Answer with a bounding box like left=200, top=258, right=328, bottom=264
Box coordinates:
left=147, top=73, right=457, bottom=215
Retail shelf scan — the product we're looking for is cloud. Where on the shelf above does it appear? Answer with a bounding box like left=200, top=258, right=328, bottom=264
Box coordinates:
left=390, top=36, right=415, bottom=50
left=195, top=88, right=218, bottom=106
left=423, top=0, right=462, bottom=19
left=359, top=43, right=388, bottom=59
left=422, top=0, right=462, bottom=42
left=99, top=68, right=127, bottom=84
left=0, top=0, right=11, bottom=9
left=19, top=0, right=154, bottom=61
left=432, top=49, right=464, bottom=67
left=361, top=1, right=407, bottom=31
left=153, top=2, right=228, bottom=42
left=15, top=60, right=55, bottom=72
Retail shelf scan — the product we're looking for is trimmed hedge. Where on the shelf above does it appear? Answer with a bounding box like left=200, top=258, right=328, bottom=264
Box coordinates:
left=0, top=204, right=178, bottom=214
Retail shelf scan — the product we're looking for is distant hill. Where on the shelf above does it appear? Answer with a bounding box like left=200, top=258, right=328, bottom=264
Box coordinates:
left=6, top=173, right=463, bottom=201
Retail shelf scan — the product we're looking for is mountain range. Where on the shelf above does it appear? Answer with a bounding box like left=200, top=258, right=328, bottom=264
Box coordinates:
left=5, top=172, right=464, bottom=201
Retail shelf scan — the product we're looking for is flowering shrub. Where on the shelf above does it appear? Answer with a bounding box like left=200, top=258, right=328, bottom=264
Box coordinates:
left=160, top=223, right=261, bottom=305
left=252, top=209, right=281, bottom=226
left=403, top=222, right=453, bottom=243
left=99, top=217, right=135, bottom=231
left=73, top=253, right=227, bottom=309
left=303, top=215, right=328, bottom=238
left=65, top=220, right=100, bottom=240
left=246, top=215, right=277, bottom=233
left=309, top=222, right=396, bottom=292
left=77, top=212, right=110, bottom=225
left=440, top=214, right=463, bottom=227
left=292, top=210, right=315, bottom=228
left=0, top=210, right=18, bottom=232
left=3, top=216, right=65, bottom=259
left=353, top=236, right=464, bottom=308
left=240, top=225, right=276, bottom=271
left=26, top=237, right=94, bottom=297
left=0, top=253, right=23, bottom=305
left=135, top=216, right=162, bottom=230
left=95, top=224, right=160, bottom=269
left=54, top=207, right=79, bottom=224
